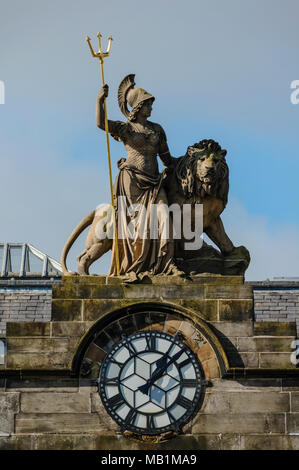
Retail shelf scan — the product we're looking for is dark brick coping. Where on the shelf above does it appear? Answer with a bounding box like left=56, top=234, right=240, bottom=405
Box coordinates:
left=0, top=277, right=62, bottom=287
left=247, top=281, right=299, bottom=289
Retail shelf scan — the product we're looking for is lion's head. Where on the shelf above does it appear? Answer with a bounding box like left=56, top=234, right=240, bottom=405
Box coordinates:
left=175, top=139, right=229, bottom=206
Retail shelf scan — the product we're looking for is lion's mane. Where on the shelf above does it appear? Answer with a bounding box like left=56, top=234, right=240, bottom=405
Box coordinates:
left=175, top=139, right=229, bottom=206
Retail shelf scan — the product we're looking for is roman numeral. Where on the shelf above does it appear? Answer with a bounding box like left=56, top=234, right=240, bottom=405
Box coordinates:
left=144, top=334, right=155, bottom=351
left=176, top=395, right=193, bottom=409
left=107, top=393, right=124, bottom=410
left=147, top=414, right=155, bottom=429
left=124, top=409, right=138, bottom=425
left=181, top=379, right=197, bottom=387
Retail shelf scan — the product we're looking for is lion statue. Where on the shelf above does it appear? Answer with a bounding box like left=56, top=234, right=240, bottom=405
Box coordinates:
left=61, top=139, right=250, bottom=275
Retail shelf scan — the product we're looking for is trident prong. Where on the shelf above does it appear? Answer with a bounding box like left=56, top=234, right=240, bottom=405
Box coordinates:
left=86, top=33, right=113, bottom=62
left=85, top=36, right=97, bottom=57
left=107, top=36, right=113, bottom=54
left=97, top=32, right=103, bottom=54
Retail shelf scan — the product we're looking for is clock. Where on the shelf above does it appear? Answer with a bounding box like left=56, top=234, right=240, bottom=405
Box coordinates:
left=98, top=330, right=203, bottom=435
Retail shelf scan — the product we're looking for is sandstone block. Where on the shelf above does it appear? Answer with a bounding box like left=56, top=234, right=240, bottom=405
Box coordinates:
left=205, top=284, right=252, bottom=299
left=240, top=434, right=299, bottom=450
left=259, top=353, right=296, bottom=369
left=219, top=299, right=253, bottom=321
left=179, top=299, right=217, bottom=321
left=254, top=322, right=296, bottom=336
left=6, top=352, right=72, bottom=370
left=210, top=321, right=253, bottom=337
left=20, top=391, right=90, bottom=413
left=238, top=337, right=294, bottom=353
left=286, top=413, right=299, bottom=433
left=6, top=321, right=50, bottom=336
left=15, top=413, right=104, bottom=433
left=7, top=337, right=69, bottom=353
left=52, top=300, right=82, bottom=321
left=291, top=393, right=299, bottom=412
left=192, top=413, right=285, bottom=434
left=51, top=321, right=93, bottom=338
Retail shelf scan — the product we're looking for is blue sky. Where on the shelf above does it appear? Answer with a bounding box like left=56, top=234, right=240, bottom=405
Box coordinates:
left=0, top=0, right=299, bottom=280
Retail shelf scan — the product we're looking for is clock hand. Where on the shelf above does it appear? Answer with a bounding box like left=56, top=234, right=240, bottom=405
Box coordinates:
left=138, top=348, right=185, bottom=396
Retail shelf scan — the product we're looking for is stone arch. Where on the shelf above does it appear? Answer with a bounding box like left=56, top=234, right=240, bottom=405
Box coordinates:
left=71, top=301, right=229, bottom=378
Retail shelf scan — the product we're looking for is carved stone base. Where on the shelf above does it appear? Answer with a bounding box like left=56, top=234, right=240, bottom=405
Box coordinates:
left=177, top=243, right=250, bottom=276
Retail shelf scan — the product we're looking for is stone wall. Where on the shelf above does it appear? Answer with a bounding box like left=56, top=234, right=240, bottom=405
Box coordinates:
left=1, top=376, right=299, bottom=450
left=0, top=275, right=299, bottom=450
left=0, top=279, right=60, bottom=336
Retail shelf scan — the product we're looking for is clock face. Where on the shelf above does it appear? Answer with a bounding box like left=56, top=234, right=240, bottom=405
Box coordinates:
left=98, top=330, right=203, bottom=435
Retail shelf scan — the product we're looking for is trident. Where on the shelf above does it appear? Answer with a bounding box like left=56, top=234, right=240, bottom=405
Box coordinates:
left=86, top=33, right=120, bottom=276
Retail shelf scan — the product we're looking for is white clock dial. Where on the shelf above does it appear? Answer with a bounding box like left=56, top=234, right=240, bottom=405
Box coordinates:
left=98, top=330, right=203, bottom=435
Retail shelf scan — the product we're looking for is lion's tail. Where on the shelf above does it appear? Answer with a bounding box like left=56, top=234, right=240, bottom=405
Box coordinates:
left=61, top=210, right=95, bottom=275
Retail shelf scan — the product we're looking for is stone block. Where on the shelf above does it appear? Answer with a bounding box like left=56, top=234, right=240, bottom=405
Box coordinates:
left=254, top=322, right=296, bottom=337
left=6, top=322, right=52, bottom=338
left=205, top=284, right=252, bottom=299
left=210, top=321, right=253, bottom=338
left=0, top=392, right=19, bottom=433
left=226, top=351, right=259, bottom=368
left=238, top=337, right=294, bottom=353
left=220, top=434, right=241, bottom=450
left=202, top=357, right=220, bottom=379
left=230, top=391, right=289, bottom=413
left=240, top=435, right=299, bottom=450
left=219, top=300, right=253, bottom=321
left=123, top=284, right=205, bottom=300
left=90, top=285, right=123, bottom=299
left=51, top=321, right=93, bottom=338
left=95, top=434, right=220, bottom=450
left=63, top=276, right=106, bottom=285
left=208, top=378, right=281, bottom=392
left=0, top=436, right=34, bottom=450
left=200, top=391, right=231, bottom=414
left=291, top=393, right=299, bottom=412
left=192, top=413, right=285, bottom=434
left=82, top=299, right=133, bottom=321
left=20, top=391, right=91, bottom=413
left=15, top=413, right=105, bottom=434
left=7, top=337, right=69, bottom=353
left=52, top=300, right=82, bottom=321
left=179, top=299, right=218, bottom=321
left=6, top=352, right=72, bottom=370
left=0, top=392, right=20, bottom=413
left=33, top=434, right=96, bottom=450
left=259, top=353, right=296, bottom=369
left=197, top=343, right=216, bottom=363
left=286, top=413, right=299, bottom=433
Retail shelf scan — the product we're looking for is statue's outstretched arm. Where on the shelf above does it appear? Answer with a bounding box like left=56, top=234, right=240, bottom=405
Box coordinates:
left=96, top=85, right=127, bottom=142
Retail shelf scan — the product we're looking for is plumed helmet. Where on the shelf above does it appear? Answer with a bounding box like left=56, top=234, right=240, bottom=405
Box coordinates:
left=118, top=74, right=155, bottom=119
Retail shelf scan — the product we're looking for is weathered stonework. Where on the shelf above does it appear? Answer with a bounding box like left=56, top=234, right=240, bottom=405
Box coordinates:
left=0, top=274, right=299, bottom=450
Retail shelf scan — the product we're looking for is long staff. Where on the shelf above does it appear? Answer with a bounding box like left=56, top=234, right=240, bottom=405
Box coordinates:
left=86, top=33, right=120, bottom=276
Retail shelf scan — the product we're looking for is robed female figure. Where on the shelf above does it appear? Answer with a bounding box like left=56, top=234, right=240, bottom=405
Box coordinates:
left=96, top=74, right=182, bottom=277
